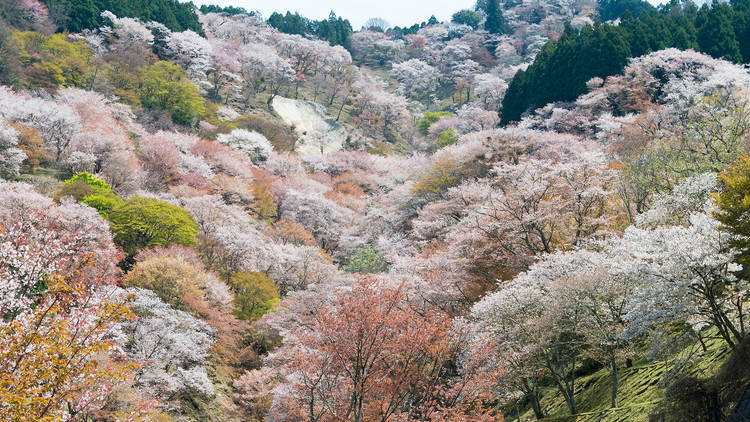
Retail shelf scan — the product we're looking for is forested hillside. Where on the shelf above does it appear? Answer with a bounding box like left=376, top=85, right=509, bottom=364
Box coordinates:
left=38, top=0, right=203, bottom=33
left=0, top=0, right=750, bottom=421
left=501, top=0, right=750, bottom=122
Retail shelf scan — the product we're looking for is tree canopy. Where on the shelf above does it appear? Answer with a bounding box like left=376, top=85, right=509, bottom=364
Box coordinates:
left=139, top=61, right=206, bottom=126
left=108, top=196, right=198, bottom=257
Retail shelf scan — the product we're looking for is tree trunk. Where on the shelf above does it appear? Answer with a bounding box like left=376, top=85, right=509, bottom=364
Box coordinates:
left=529, top=393, right=544, bottom=420
left=610, top=348, right=618, bottom=408
left=523, top=381, right=545, bottom=420
left=337, top=95, right=349, bottom=121
left=566, top=394, right=577, bottom=415
left=545, top=353, right=577, bottom=415
left=308, top=393, right=315, bottom=422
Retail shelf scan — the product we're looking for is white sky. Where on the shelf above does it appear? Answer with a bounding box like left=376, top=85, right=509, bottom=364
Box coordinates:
left=191, top=0, right=478, bottom=30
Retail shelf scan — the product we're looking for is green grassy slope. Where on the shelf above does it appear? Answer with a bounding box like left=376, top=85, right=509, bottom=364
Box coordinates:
left=508, top=336, right=732, bottom=422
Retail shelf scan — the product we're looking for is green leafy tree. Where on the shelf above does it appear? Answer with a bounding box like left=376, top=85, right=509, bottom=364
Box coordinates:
left=734, top=0, right=750, bottom=62
left=435, top=129, right=459, bottom=148
left=139, top=61, right=206, bottom=126
left=714, top=155, right=750, bottom=276
left=123, top=255, right=208, bottom=308
left=571, top=23, right=631, bottom=97
left=65, top=171, right=111, bottom=191
left=500, top=69, right=527, bottom=124
left=82, top=193, right=122, bottom=219
left=342, top=244, right=388, bottom=274
left=198, top=5, right=253, bottom=16
left=57, top=172, right=124, bottom=218
left=452, top=10, right=482, bottom=29
left=56, top=172, right=113, bottom=201
left=599, top=0, right=654, bottom=21
left=108, top=196, right=198, bottom=257
left=229, top=272, right=279, bottom=320
left=312, top=11, right=353, bottom=48
left=13, top=32, right=92, bottom=89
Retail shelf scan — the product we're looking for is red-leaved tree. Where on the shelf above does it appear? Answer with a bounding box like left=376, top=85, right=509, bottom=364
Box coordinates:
left=274, top=277, right=499, bottom=421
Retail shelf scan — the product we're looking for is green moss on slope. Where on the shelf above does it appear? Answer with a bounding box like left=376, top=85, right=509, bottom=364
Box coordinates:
left=508, top=335, right=731, bottom=422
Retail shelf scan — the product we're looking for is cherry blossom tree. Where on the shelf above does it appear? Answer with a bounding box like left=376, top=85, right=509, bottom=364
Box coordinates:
left=264, top=242, right=340, bottom=295
left=276, top=34, right=333, bottom=99
left=352, top=75, right=412, bottom=142
left=471, top=246, right=633, bottom=415
left=15, top=0, right=53, bottom=32
left=390, top=59, right=440, bottom=104
left=474, top=73, right=508, bottom=110
left=109, top=287, right=216, bottom=402
left=200, top=12, right=270, bottom=44
left=148, top=21, right=213, bottom=86
left=471, top=274, right=549, bottom=419
left=0, top=120, right=27, bottom=176
left=100, top=10, right=154, bottom=47
left=0, top=181, right=121, bottom=280
left=236, top=43, right=295, bottom=109
left=618, top=211, right=745, bottom=348
left=234, top=367, right=277, bottom=420
left=58, top=88, right=143, bottom=193
left=0, top=87, right=82, bottom=163
left=191, top=139, right=256, bottom=179
left=278, top=188, right=354, bottom=253
left=452, top=151, right=616, bottom=271
left=139, top=134, right=181, bottom=189
left=217, top=129, right=273, bottom=165
left=350, top=31, right=405, bottom=66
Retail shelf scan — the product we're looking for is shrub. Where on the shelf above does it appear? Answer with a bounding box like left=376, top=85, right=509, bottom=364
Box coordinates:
left=139, top=61, right=206, bottom=126
left=235, top=115, right=297, bottom=152
left=411, top=159, right=466, bottom=198
left=229, top=272, right=279, bottom=320
left=417, top=111, right=453, bottom=135
left=123, top=255, right=208, bottom=308
left=342, top=244, right=388, bottom=274
left=250, top=183, right=277, bottom=224
left=435, top=129, right=459, bottom=148
left=56, top=172, right=113, bottom=201
left=65, top=171, right=111, bottom=190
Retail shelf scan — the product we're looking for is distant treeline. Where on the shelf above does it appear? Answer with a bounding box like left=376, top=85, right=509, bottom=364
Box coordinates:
left=39, top=0, right=203, bottom=34
left=267, top=11, right=353, bottom=48
left=198, top=4, right=255, bottom=17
